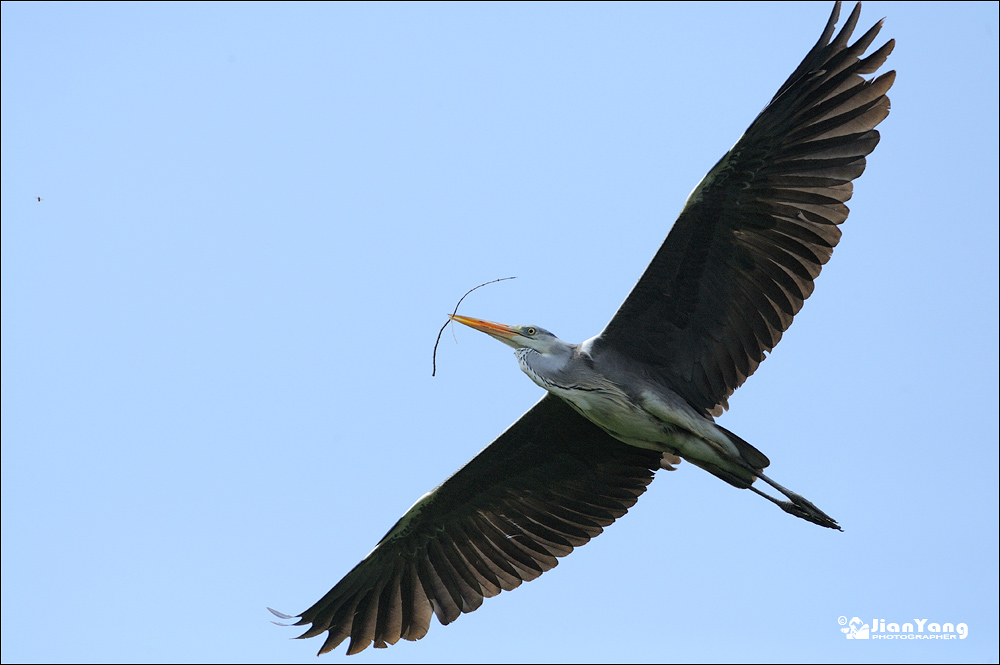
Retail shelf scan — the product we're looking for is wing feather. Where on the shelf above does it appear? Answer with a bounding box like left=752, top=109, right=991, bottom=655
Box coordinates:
left=279, top=395, right=660, bottom=655
left=597, top=2, right=894, bottom=416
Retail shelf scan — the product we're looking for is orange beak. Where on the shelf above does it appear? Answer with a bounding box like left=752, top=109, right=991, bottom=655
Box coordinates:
left=448, top=314, right=519, bottom=341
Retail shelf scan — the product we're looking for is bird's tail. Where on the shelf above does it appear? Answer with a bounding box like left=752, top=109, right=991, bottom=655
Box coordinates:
left=715, top=424, right=770, bottom=471
left=681, top=424, right=771, bottom=489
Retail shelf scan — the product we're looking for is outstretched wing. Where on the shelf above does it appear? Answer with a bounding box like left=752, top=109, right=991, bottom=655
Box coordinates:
left=278, top=394, right=662, bottom=655
left=597, top=2, right=895, bottom=417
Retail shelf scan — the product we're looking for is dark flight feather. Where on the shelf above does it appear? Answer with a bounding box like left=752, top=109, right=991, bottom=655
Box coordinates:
left=599, top=2, right=894, bottom=417
left=280, top=395, right=660, bottom=654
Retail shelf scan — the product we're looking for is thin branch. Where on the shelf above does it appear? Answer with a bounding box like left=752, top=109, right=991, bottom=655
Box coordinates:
left=432, top=277, right=516, bottom=376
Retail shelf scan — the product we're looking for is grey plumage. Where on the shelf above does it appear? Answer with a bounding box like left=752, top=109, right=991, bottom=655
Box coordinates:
left=274, top=2, right=894, bottom=655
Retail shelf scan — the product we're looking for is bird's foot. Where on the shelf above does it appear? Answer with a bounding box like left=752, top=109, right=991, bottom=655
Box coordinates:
left=776, top=493, right=841, bottom=530
left=753, top=471, right=842, bottom=530
left=748, top=485, right=841, bottom=530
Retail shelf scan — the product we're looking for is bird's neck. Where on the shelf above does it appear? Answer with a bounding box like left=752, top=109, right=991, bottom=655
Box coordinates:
left=515, top=347, right=574, bottom=392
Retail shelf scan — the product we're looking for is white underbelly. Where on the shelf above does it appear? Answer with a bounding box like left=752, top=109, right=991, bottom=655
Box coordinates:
left=515, top=348, right=742, bottom=469
left=551, top=384, right=741, bottom=470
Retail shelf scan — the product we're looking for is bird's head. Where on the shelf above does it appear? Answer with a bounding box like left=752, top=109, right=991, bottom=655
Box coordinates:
left=449, top=315, right=566, bottom=355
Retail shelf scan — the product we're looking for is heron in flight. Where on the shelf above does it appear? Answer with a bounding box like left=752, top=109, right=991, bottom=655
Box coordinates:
left=274, top=2, right=894, bottom=655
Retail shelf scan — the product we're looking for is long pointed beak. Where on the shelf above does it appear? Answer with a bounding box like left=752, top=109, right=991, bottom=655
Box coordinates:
left=448, top=314, right=519, bottom=342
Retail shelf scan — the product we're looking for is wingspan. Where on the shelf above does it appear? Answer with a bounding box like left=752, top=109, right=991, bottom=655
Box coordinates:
left=281, top=394, right=662, bottom=655
left=598, top=2, right=895, bottom=417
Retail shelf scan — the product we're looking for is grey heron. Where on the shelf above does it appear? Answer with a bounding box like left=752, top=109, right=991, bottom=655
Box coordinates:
left=274, top=2, right=895, bottom=655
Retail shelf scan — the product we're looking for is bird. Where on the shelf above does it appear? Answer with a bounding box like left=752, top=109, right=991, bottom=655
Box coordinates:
left=272, top=2, right=895, bottom=655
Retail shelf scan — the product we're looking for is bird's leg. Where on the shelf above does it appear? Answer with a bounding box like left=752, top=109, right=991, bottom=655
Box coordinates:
left=747, top=485, right=841, bottom=530
left=735, top=459, right=841, bottom=530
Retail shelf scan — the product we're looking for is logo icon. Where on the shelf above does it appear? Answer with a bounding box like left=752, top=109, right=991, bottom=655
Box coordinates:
left=841, top=617, right=870, bottom=639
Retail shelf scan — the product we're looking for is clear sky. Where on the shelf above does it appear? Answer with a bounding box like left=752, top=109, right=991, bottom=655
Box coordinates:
left=2, top=2, right=998, bottom=663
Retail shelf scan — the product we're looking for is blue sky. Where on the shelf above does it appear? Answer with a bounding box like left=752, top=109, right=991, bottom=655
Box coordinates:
left=2, top=2, right=998, bottom=663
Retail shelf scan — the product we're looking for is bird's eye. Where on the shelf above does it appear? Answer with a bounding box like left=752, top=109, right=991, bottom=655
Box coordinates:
left=525, top=327, right=536, bottom=336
